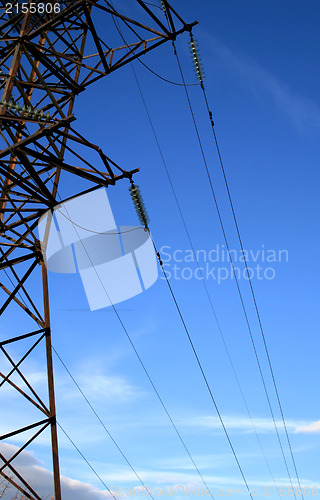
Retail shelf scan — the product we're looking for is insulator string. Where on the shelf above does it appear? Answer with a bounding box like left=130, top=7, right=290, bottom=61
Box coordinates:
left=129, top=182, right=150, bottom=228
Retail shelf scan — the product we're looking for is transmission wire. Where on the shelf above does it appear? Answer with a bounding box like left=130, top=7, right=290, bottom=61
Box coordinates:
left=57, top=421, right=117, bottom=498
left=171, top=40, right=297, bottom=495
left=38, top=2, right=294, bottom=493
left=137, top=57, right=199, bottom=87
left=52, top=192, right=215, bottom=500
left=50, top=184, right=213, bottom=499
left=201, top=82, right=304, bottom=497
left=129, top=58, right=279, bottom=492
left=52, top=346, right=156, bottom=500
left=102, top=3, right=278, bottom=487
left=152, top=241, right=254, bottom=500
left=57, top=196, right=254, bottom=500
left=0, top=134, right=115, bottom=497
left=42, top=163, right=169, bottom=500
left=101, top=5, right=264, bottom=497
left=45, top=70, right=252, bottom=500
left=56, top=209, right=141, bottom=235
left=103, top=0, right=198, bottom=88
left=1, top=182, right=154, bottom=499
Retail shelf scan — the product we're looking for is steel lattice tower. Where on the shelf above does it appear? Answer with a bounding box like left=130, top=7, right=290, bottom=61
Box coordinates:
left=0, top=1, right=196, bottom=498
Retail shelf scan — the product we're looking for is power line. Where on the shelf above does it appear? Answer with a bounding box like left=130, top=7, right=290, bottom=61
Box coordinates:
left=170, top=38, right=298, bottom=495
left=52, top=193, right=215, bottom=500
left=104, top=0, right=198, bottom=87
left=137, top=57, right=199, bottom=87
left=56, top=209, right=141, bottom=235
left=100, top=5, right=270, bottom=496
left=0, top=184, right=141, bottom=498
left=153, top=242, right=255, bottom=500
left=44, top=175, right=166, bottom=500
left=55, top=190, right=253, bottom=500
left=57, top=421, right=117, bottom=498
left=52, top=346, right=156, bottom=500
left=42, top=0, right=296, bottom=493
left=129, top=57, right=279, bottom=491
left=200, top=81, right=304, bottom=498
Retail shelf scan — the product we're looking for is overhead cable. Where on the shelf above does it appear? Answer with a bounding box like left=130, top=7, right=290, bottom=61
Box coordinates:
left=129, top=51, right=278, bottom=493
left=104, top=5, right=271, bottom=497
left=103, top=0, right=198, bottom=88
left=200, top=74, right=304, bottom=500
left=183, top=26, right=303, bottom=497
left=52, top=193, right=215, bottom=500
left=53, top=347, right=156, bottom=500
left=152, top=242, right=255, bottom=500
left=170, top=35, right=298, bottom=496
left=57, top=422, right=117, bottom=499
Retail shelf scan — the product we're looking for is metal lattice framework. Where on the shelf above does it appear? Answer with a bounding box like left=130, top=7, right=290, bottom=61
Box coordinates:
left=0, top=1, right=196, bottom=498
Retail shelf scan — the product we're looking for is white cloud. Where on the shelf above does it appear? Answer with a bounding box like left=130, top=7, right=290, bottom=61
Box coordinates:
left=0, top=368, right=47, bottom=397
left=1, top=441, right=320, bottom=500
left=54, top=355, right=144, bottom=405
left=178, top=414, right=308, bottom=435
left=0, top=443, right=112, bottom=500
left=100, top=468, right=320, bottom=491
left=295, top=420, right=320, bottom=434
left=208, top=37, right=320, bottom=130
left=78, top=373, right=143, bottom=402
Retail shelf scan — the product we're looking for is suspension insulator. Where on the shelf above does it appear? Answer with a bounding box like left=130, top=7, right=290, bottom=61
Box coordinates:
left=25, top=106, right=32, bottom=117
left=0, top=99, right=7, bottom=111
left=7, top=100, right=14, bottom=111
left=189, top=37, right=205, bottom=84
left=160, top=0, right=166, bottom=12
left=129, top=183, right=150, bottom=228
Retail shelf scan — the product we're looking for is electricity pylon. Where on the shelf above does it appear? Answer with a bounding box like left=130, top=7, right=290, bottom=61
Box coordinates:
left=0, top=1, right=196, bottom=498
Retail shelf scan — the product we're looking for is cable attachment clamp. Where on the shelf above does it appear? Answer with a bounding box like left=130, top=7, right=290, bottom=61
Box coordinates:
left=156, top=252, right=163, bottom=266
left=189, top=36, right=204, bottom=85
left=209, top=110, right=215, bottom=127
left=129, top=183, right=150, bottom=229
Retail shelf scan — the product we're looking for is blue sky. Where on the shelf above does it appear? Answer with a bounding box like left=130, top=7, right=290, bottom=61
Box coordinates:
left=1, top=1, right=320, bottom=499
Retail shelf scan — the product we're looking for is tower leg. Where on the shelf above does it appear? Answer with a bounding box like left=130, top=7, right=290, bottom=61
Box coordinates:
left=42, top=262, right=61, bottom=500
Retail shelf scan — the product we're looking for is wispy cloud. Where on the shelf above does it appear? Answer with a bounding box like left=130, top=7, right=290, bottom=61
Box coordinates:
left=208, top=37, right=320, bottom=130
left=178, top=414, right=308, bottom=435
left=0, top=443, right=112, bottom=500
left=295, top=420, right=320, bottom=434
left=77, top=372, right=143, bottom=402
left=53, top=359, right=144, bottom=405
left=1, top=442, right=320, bottom=500
left=101, top=467, right=320, bottom=490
